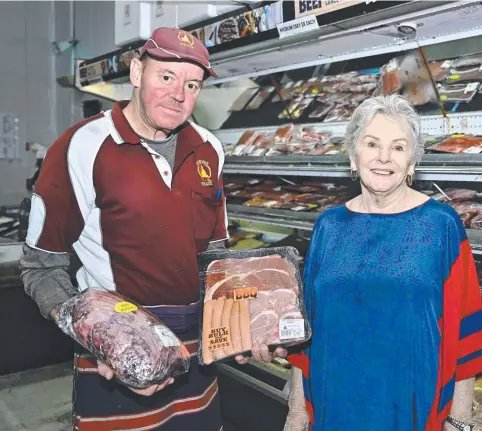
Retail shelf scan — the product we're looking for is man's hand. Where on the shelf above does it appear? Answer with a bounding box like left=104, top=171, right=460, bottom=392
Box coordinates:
left=235, top=345, right=287, bottom=365
left=97, top=361, right=174, bottom=396
left=50, top=305, right=61, bottom=321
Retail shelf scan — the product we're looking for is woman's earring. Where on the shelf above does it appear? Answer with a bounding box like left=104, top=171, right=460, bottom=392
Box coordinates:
left=350, top=169, right=358, bottom=181
left=407, top=174, right=414, bottom=186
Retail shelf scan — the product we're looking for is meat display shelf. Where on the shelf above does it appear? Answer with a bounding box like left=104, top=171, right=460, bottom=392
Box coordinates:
left=227, top=204, right=482, bottom=255
left=224, top=154, right=482, bottom=182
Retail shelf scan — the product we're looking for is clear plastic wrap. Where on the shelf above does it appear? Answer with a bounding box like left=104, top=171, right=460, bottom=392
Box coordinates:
left=57, top=289, right=190, bottom=388
left=437, top=83, right=480, bottom=103
left=198, top=247, right=312, bottom=365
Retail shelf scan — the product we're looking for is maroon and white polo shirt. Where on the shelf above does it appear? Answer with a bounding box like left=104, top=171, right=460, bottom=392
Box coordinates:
left=26, top=101, right=228, bottom=306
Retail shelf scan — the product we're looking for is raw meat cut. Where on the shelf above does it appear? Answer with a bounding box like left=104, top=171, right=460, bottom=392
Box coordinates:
left=204, top=255, right=298, bottom=301
left=57, top=289, right=190, bottom=388
left=449, top=202, right=482, bottom=215
left=199, top=249, right=310, bottom=365
left=460, top=213, right=476, bottom=227
left=430, top=135, right=482, bottom=153
left=470, top=214, right=482, bottom=230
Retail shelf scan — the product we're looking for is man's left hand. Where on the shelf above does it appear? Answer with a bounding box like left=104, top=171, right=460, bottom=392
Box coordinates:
left=235, top=345, right=287, bottom=365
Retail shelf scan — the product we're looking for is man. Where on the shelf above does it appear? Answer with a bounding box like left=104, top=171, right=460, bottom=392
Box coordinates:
left=20, top=27, right=233, bottom=431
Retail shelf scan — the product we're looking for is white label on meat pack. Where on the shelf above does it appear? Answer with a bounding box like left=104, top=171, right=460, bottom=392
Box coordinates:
left=154, top=326, right=180, bottom=347
left=465, top=82, right=479, bottom=93
left=279, top=319, right=305, bottom=340
left=463, top=146, right=482, bottom=154
left=291, top=205, right=307, bottom=212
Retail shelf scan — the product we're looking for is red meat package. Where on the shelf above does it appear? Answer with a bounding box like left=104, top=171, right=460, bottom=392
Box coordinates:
left=198, top=248, right=312, bottom=365
left=56, top=289, right=190, bottom=388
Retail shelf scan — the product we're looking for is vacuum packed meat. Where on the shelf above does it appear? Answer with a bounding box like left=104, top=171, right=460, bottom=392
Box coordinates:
left=232, top=130, right=257, bottom=155
left=449, top=202, right=482, bottom=215
left=198, top=248, right=311, bottom=365
left=437, top=83, right=480, bottom=102
left=57, top=289, right=190, bottom=388
left=430, top=135, right=482, bottom=154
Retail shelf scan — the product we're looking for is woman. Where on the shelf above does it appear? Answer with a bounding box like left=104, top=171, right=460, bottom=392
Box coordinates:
left=285, top=95, right=482, bottom=431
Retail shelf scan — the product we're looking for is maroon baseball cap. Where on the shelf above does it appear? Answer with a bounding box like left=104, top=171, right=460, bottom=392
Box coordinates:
left=140, top=27, right=217, bottom=78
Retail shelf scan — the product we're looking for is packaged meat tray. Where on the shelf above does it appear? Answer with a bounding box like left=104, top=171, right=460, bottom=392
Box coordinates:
left=57, top=289, right=190, bottom=388
left=232, top=130, right=257, bottom=156
left=449, top=202, right=482, bottom=215
left=272, top=81, right=295, bottom=102
left=244, top=86, right=275, bottom=110
left=198, top=247, right=312, bottom=365
left=470, top=214, right=482, bottom=230
left=429, top=135, right=482, bottom=154
left=437, top=83, right=480, bottom=103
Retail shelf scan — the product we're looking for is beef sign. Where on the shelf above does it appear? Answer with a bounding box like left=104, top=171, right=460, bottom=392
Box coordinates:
left=57, top=289, right=190, bottom=388
left=201, top=254, right=306, bottom=365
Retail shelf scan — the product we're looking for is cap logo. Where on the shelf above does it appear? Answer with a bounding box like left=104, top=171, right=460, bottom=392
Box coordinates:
left=177, top=31, right=195, bottom=48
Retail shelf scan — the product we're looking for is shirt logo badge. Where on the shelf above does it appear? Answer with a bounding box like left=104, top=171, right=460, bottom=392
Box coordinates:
left=177, top=31, right=195, bottom=48
left=197, top=160, right=213, bottom=187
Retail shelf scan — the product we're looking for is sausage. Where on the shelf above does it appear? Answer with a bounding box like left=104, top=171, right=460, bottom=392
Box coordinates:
left=230, top=301, right=243, bottom=354
left=239, top=299, right=252, bottom=352
left=202, top=300, right=216, bottom=365
left=221, top=298, right=235, bottom=356
left=212, top=297, right=226, bottom=360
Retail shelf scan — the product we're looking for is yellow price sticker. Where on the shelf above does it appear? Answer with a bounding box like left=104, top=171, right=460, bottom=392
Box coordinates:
left=312, top=88, right=319, bottom=94
left=295, top=87, right=302, bottom=93
left=440, top=95, right=448, bottom=101
left=308, top=204, right=318, bottom=208
left=451, top=134, right=465, bottom=138
left=449, top=74, right=460, bottom=81
left=114, top=301, right=138, bottom=313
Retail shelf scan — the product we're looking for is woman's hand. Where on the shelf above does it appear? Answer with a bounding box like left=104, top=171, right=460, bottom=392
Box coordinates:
left=97, top=361, right=174, bottom=396
left=235, top=345, right=288, bottom=365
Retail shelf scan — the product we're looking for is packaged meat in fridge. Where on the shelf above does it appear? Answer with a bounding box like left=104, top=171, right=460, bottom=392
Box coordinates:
left=437, top=83, right=480, bottom=103
left=308, top=101, right=335, bottom=119
left=278, top=99, right=301, bottom=120
left=293, top=127, right=332, bottom=144
left=430, top=135, right=482, bottom=154
left=243, top=197, right=282, bottom=208
left=232, top=130, right=257, bottom=156
left=290, top=98, right=314, bottom=119
left=272, top=81, right=295, bottom=102
left=451, top=54, right=482, bottom=69
left=448, top=202, right=482, bottom=215
left=469, top=214, right=482, bottom=230
left=445, top=189, right=478, bottom=202
left=242, top=134, right=266, bottom=156
left=198, top=247, right=312, bottom=365
left=244, top=86, right=275, bottom=110
left=460, top=212, right=476, bottom=228
left=381, top=58, right=402, bottom=94
left=428, top=60, right=453, bottom=81
left=445, top=67, right=482, bottom=84
left=230, top=88, right=260, bottom=112
left=56, top=289, right=190, bottom=388
left=250, top=136, right=275, bottom=156
left=273, top=124, right=295, bottom=143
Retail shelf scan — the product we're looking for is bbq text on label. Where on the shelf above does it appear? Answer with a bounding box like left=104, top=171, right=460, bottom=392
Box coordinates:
left=197, top=160, right=213, bottom=187
left=114, top=301, right=138, bottom=313
left=208, top=326, right=231, bottom=351
left=233, top=287, right=258, bottom=301
left=178, top=31, right=195, bottom=48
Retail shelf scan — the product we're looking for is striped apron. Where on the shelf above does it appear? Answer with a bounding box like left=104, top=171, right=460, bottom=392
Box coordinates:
left=72, top=302, right=222, bottom=431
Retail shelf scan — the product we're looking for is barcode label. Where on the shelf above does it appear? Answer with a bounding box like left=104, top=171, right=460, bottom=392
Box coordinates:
left=279, top=318, right=305, bottom=340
